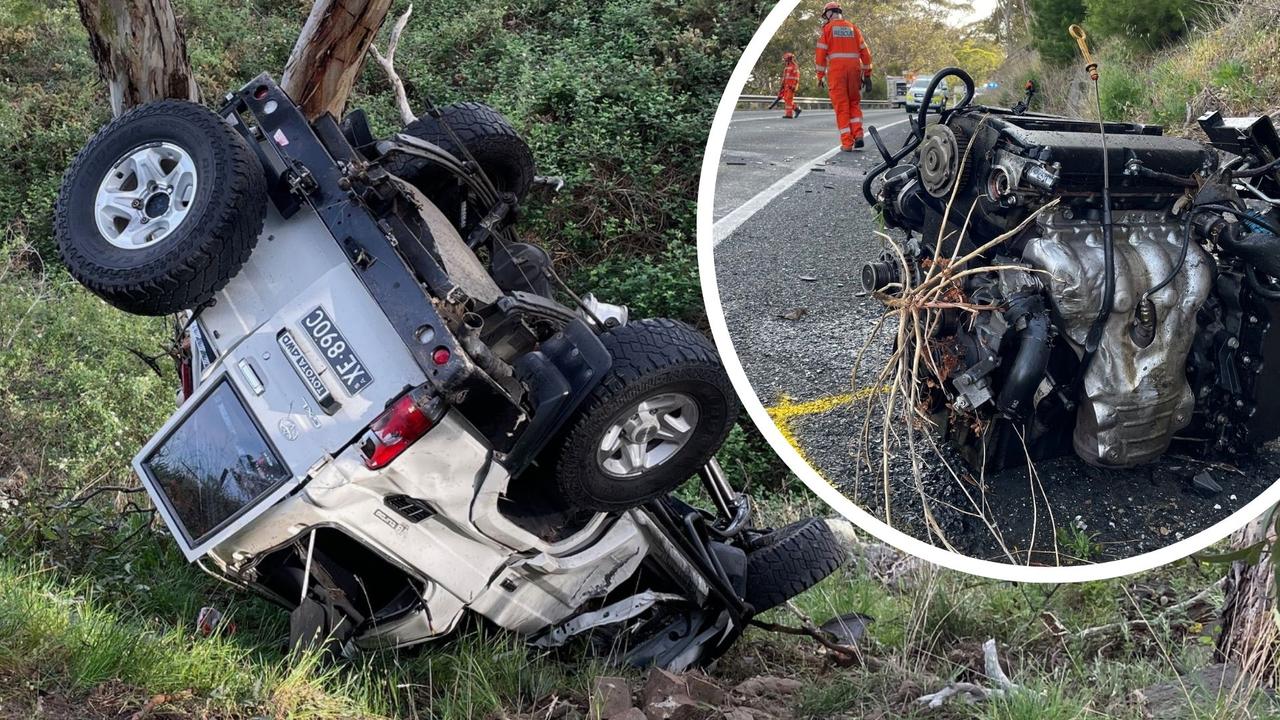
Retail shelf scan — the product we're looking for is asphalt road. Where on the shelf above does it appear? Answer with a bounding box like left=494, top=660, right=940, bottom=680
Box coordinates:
left=710, top=105, right=1276, bottom=565
left=712, top=107, right=905, bottom=228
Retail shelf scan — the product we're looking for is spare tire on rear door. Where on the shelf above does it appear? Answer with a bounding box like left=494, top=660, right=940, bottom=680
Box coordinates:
left=552, top=319, right=739, bottom=512
left=382, top=102, right=536, bottom=202
left=55, top=100, right=267, bottom=316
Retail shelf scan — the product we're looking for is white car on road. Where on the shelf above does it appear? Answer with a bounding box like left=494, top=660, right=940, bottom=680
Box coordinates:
left=904, top=75, right=949, bottom=113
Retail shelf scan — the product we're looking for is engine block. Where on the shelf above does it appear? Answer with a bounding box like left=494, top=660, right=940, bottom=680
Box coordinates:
left=865, top=90, right=1280, bottom=473
left=1022, top=209, right=1214, bottom=466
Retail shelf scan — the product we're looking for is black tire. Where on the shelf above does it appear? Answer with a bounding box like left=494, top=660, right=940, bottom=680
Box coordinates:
left=553, top=319, right=738, bottom=512
left=55, top=100, right=267, bottom=316
left=383, top=102, right=535, bottom=201
left=743, top=519, right=844, bottom=613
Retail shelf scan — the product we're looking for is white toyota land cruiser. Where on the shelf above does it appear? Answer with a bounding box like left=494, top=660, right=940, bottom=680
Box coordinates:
left=53, top=74, right=846, bottom=669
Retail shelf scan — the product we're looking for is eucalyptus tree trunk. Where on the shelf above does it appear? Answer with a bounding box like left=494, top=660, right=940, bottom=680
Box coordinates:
left=75, top=0, right=199, bottom=117
left=1216, top=509, right=1277, bottom=683
left=77, top=0, right=390, bottom=122
left=282, top=0, right=393, bottom=120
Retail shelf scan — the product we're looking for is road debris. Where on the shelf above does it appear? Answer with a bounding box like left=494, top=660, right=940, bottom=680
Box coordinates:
left=1191, top=471, right=1223, bottom=497
left=195, top=606, right=235, bottom=636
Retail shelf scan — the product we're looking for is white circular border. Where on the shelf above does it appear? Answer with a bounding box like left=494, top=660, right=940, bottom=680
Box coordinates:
left=696, top=0, right=1280, bottom=582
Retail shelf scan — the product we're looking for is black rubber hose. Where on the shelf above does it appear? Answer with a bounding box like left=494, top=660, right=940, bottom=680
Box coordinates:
left=1143, top=208, right=1199, bottom=302
left=862, top=129, right=923, bottom=205
left=1234, top=156, right=1280, bottom=178
left=915, top=67, right=975, bottom=133
left=1220, top=231, right=1280, bottom=278
left=996, top=299, right=1052, bottom=420
left=1074, top=76, right=1115, bottom=391
left=862, top=67, right=975, bottom=206
left=1128, top=163, right=1199, bottom=187
left=1079, top=194, right=1115, bottom=356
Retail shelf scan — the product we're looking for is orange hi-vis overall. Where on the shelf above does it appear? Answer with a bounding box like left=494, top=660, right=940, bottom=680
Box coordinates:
left=781, top=61, right=800, bottom=118
left=815, top=18, right=872, bottom=148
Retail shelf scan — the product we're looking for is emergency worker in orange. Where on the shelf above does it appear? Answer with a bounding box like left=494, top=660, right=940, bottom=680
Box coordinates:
left=815, top=2, right=873, bottom=151
left=779, top=52, right=802, bottom=119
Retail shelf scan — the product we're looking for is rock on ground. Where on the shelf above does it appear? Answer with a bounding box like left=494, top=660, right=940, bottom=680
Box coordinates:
left=590, top=676, right=635, bottom=719
left=1132, top=664, right=1250, bottom=719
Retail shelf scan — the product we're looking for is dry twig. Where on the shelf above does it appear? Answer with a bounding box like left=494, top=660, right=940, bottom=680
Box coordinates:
left=1073, top=579, right=1224, bottom=640
left=916, top=638, right=1019, bottom=709
left=748, top=596, right=888, bottom=669
left=369, top=5, right=416, bottom=126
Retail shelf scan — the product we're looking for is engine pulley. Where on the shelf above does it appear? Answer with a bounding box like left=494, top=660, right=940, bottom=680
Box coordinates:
left=919, top=124, right=960, bottom=198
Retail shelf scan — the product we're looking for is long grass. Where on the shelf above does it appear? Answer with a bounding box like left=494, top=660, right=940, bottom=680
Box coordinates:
left=728, top=544, right=1263, bottom=719
left=0, top=555, right=616, bottom=718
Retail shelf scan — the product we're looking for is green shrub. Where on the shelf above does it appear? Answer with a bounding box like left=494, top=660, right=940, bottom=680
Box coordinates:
left=716, top=423, right=787, bottom=490
left=0, top=0, right=762, bottom=275
left=1027, top=0, right=1086, bottom=66
left=350, top=0, right=763, bottom=264
left=995, top=69, right=1044, bottom=111
left=0, top=4, right=106, bottom=259
left=1084, top=0, right=1203, bottom=54
left=579, top=239, right=702, bottom=322
left=1095, top=49, right=1197, bottom=126
left=1147, top=78, right=1196, bottom=127
left=1209, top=58, right=1256, bottom=109
left=1097, top=59, right=1147, bottom=121
left=1212, top=59, right=1247, bottom=86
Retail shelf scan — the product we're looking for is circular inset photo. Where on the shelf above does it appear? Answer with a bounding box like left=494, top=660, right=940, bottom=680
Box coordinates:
left=699, top=0, right=1280, bottom=578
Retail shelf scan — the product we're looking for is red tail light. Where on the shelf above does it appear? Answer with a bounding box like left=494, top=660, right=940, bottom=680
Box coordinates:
left=178, top=335, right=194, bottom=402
left=179, top=357, right=193, bottom=402
left=360, top=391, right=439, bottom=469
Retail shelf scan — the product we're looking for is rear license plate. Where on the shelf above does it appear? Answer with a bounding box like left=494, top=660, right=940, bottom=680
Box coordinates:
left=301, top=306, right=373, bottom=395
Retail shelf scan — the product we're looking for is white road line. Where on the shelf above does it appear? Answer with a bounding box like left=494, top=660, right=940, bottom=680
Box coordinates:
left=712, top=145, right=841, bottom=244
left=711, top=116, right=912, bottom=245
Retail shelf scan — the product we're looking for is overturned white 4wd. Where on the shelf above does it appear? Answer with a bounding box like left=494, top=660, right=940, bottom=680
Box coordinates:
left=55, top=75, right=844, bottom=667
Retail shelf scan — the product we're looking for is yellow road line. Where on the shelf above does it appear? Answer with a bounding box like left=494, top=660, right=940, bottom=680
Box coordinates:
left=765, top=386, right=883, bottom=462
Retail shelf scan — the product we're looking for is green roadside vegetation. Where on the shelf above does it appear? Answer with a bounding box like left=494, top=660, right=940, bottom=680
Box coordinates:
left=999, top=0, right=1280, bottom=132
left=749, top=0, right=1006, bottom=101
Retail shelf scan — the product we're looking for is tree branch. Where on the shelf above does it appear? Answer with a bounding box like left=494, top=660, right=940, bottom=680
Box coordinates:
left=748, top=600, right=881, bottom=668
left=369, top=4, right=416, bottom=126
left=916, top=639, right=1020, bottom=710
left=1075, top=579, right=1223, bottom=640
